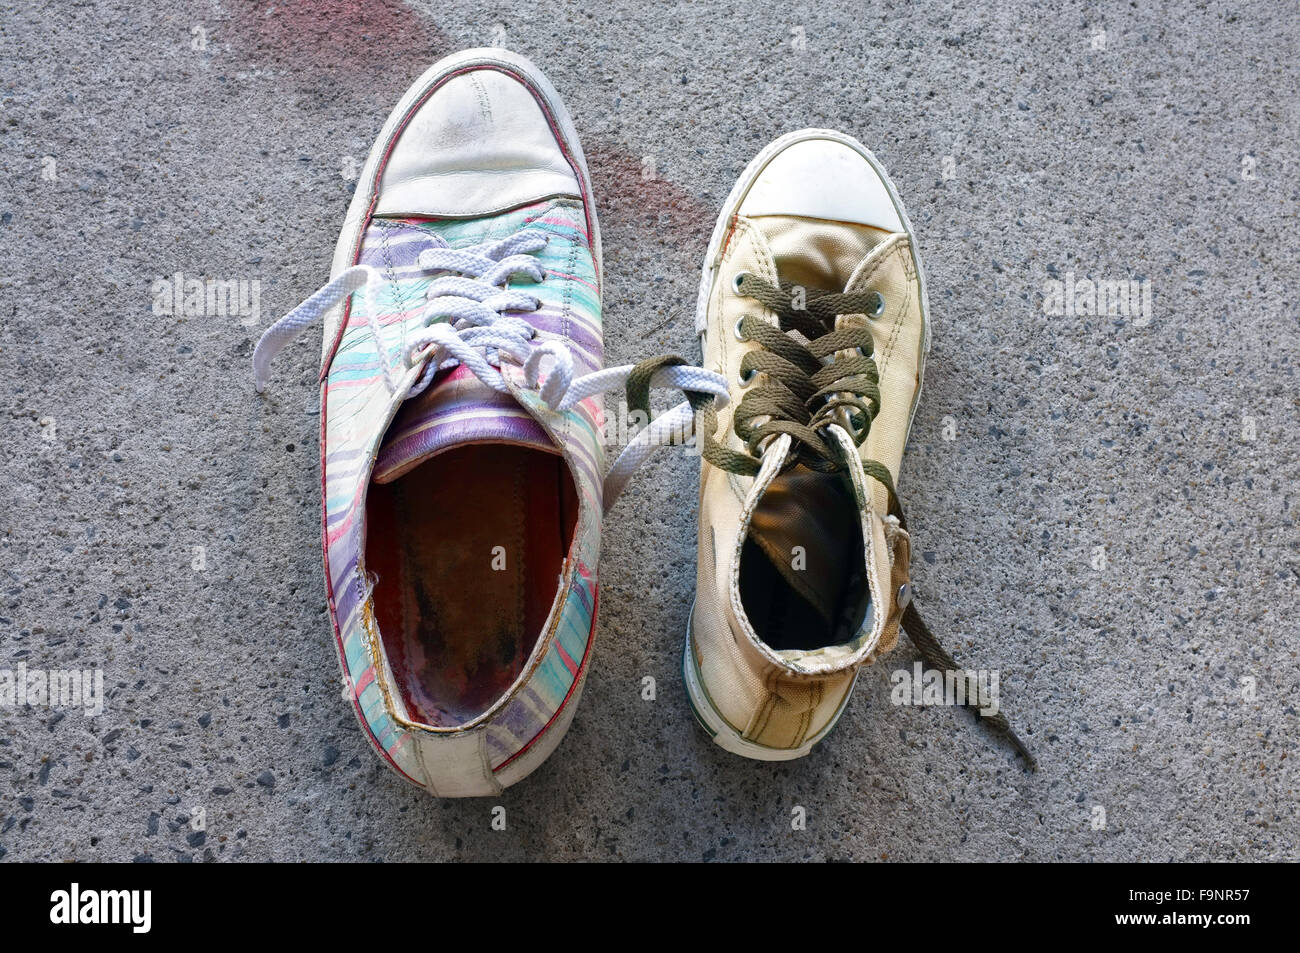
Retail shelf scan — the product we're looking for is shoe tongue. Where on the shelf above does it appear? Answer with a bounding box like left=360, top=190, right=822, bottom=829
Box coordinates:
left=373, top=365, right=557, bottom=484
left=758, top=215, right=888, bottom=293
left=746, top=464, right=863, bottom=632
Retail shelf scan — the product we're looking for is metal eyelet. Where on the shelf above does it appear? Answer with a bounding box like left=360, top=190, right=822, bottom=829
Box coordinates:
left=733, top=317, right=748, bottom=341
left=866, top=291, right=886, bottom=317
left=739, top=366, right=757, bottom=386
left=731, top=271, right=751, bottom=295
left=825, top=407, right=865, bottom=442
left=896, top=583, right=912, bottom=609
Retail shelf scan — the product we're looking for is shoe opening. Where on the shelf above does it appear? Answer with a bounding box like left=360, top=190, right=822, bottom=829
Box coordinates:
left=738, top=464, right=869, bottom=652
left=364, top=444, right=579, bottom=727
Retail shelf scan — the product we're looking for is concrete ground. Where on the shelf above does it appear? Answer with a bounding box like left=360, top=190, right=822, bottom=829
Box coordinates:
left=1, top=0, right=1297, bottom=862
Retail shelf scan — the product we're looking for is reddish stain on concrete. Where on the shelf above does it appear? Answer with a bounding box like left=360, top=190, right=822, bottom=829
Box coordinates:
left=226, top=3, right=718, bottom=340
left=584, top=145, right=717, bottom=339
left=228, top=0, right=447, bottom=74
left=586, top=145, right=712, bottom=247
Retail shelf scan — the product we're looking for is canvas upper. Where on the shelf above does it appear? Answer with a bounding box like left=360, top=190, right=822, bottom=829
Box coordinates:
left=316, top=51, right=606, bottom=795
left=686, top=130, right=928, bottom=757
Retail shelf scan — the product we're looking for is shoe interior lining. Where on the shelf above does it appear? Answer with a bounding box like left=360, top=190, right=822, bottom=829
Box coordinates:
left=364, top=445, right=578, bottom=728
left=738, top=466, right=869, bottom=652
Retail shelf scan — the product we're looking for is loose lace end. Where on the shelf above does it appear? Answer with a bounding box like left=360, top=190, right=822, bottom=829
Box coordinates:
left=901, top=602, right=1038, bottom=771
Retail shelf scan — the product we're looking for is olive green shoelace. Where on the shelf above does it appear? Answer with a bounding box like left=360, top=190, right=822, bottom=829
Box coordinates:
left=626, top=272, right=1037, bottom=769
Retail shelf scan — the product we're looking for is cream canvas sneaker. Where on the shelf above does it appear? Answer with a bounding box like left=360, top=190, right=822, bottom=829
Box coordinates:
left=683, top=129, right=1033, bottom=764
left=251, top=49, right=726, bottom=795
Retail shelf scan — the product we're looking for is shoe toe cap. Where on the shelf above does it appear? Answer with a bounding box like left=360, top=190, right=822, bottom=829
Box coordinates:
left=375, top=62, right=581, bottom=218
left=738, top=135, right=904, bottom=232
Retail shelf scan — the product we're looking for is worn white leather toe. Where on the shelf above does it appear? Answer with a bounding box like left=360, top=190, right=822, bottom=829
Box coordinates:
left=736, top=131, right=904, bottom=231
left=373, top=54, right=582, bottom=219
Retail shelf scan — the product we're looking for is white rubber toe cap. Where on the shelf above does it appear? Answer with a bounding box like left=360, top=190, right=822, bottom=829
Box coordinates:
left=737, top=134, right=904, bottom=232
left=375, top=61, right=581, bottom=218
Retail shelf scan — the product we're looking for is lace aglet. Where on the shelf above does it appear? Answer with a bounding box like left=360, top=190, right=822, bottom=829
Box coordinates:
left=974, top=709, right=1038, bottom=771
left=900, top=602, right=1038, bottom=771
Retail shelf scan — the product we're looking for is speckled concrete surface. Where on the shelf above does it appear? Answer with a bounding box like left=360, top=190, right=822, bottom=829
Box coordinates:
left=1, top=0, right=1297, bottom=862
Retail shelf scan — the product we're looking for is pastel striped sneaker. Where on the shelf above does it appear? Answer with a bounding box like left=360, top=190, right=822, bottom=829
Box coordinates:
left=252, top=50, right=725, bottom=795
left=682, top=129, right=1034, bottom=765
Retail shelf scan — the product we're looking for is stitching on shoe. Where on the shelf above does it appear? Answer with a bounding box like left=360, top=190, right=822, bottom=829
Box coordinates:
left=877, top=252, right=911, bottom=383
left=524, top=200, right=570, bottom=342
left=748, top=671, right=778, bottom=741
left=563, top=231, right=578, bottom=346
left=722, top=218, right=778, bottom=507
left=850, top=237, right=911, bottom=382
left=377, top=221, right=419, bottom=342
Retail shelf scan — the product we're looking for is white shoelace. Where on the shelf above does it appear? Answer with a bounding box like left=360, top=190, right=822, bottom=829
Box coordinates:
left=252, top=228, right=728, bottom=509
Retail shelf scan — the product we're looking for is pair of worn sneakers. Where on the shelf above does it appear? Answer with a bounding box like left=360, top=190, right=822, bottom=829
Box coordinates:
left=254, top=50, right=1031, bottom=796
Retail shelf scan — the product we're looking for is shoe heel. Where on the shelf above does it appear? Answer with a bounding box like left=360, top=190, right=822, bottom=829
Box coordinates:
left=683, top=609, right=825, bottom=762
